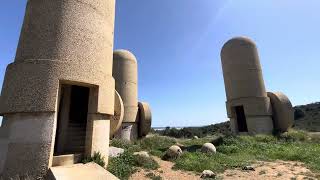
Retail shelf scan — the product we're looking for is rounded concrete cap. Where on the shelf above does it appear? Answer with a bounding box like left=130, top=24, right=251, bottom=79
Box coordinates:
left=166, top=145, right=183, bottom=158
left=222, top=36, right=256, bottom=51
left=138, top=102, right=152, bottom=137
left=113, top=49, right=137, bottom=63
left=201, top=143, right=216, bottom=154
left=221, top=36, right=257, bottom=60
left=267, top=92, right=294, bottom=132
left=110, top=90, right=124, bottom=137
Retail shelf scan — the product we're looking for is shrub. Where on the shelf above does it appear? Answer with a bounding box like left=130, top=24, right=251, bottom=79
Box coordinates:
left=278, top=129, right=310, bottom=142
left=294, top=108, right=305, bottom=120
left=107, top=151, right=136, bottom=180
left=82, top=152, right=106, bottom=167
left=133, top=155, right=159, bottom=170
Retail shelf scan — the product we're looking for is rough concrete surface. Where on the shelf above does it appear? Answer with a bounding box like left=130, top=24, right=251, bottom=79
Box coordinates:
left=46, top=163, right=119, bottom=180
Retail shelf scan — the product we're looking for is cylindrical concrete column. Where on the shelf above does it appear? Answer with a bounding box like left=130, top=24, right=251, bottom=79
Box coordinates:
left=0, top=0, right=115, bottom=178
left=113, top=50, right=139, bottom=141
left=221, top=37, right=273, bottom=134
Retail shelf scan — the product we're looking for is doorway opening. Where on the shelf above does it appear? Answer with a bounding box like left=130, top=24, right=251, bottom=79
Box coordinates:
left=54, top=85, right=90, bottom=156
left=234, top=106, right=248, bottom=132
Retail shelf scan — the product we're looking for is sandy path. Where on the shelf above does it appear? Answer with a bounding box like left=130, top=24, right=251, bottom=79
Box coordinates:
left=130, top=156, right=200, bottom=180
left=130, top=157, right=318, bottom=180
left=220, top=160, right=318, bottom=180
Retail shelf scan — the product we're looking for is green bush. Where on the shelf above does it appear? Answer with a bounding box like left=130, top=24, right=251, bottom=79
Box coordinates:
left=278, top=129, right=310, bottom=142
left=107, top=151, right=136, bottom=180
left=133, top=155, right=160, bottom=170
left=82, top=152, right=106, bottom=167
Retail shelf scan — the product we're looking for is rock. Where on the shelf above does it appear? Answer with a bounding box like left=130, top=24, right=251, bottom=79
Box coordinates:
left=193, top=136, right=199, bottom=139
left=201, top=143, right=216, bottom=154
left=242, top=166, right=255, bottom=171
left=163, top=145, right=182, bottom=160
left=108, top=146, right=124, bottom=158
left=133, top=151, right=150, bottom=158
left=200, top=170, right=216, bottom=179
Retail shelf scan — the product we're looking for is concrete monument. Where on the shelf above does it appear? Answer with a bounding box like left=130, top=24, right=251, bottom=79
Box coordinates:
left=221, top=37, right=293, bottom=134
left=0, top=0, right=116, bottom=178
left=112, top=50, right=152, bottom=141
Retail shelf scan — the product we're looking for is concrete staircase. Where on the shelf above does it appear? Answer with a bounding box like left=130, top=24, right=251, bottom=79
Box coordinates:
left=64, top=123, right=86, bottom=154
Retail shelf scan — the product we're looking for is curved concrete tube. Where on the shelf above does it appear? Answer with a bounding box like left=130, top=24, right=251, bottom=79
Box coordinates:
left=221, top=37, right=273, bottom=134
left=110, top=90, right=124, bottom=137
left=138, top=102, right=152, bottom=137
left=267, top=92, right=294, bottom=132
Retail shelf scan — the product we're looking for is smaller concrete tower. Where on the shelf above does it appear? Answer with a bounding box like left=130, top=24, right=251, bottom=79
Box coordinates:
left=113, top=50, right=139, bottom=140
left=112, top=50, right=152, bottom=141
left=221, top=37, right=273, bottom=134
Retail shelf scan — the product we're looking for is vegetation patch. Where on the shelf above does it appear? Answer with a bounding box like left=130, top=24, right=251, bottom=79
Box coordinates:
left=174, top=130, right=320, bottom=173
left=82, top=152, right=106, bottom=167
left=145, top=172, right=163, bottom=180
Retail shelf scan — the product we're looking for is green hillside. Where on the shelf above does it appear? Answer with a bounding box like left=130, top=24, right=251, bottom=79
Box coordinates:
left=294, top=102, right=320, bottom=132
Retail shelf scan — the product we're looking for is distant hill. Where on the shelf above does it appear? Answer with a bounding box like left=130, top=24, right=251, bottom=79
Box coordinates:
left=294, top=102, right=320, bottom=132
left=154, top=102, right=320, bottom=138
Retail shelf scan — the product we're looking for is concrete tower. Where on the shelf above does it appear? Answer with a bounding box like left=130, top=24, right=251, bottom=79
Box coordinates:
left=113, top=50, right=139, bottom=141
left=0, top=0, right=116, bottom=178
left=221, top=37, right=273, bottom=134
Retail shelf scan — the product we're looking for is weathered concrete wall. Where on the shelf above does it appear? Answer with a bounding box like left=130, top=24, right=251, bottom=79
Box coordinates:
left=221, top=37, right=273, bottom=134
left=116, top=123, right=139, bottom=141
left=0, top=0, right=116, bottom=114
left=0, top=0, right=116, bottom=178
left=0, top=113, right=56, bottom=178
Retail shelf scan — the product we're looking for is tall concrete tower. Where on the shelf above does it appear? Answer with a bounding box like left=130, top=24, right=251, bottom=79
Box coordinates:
left=113, top=50, right=139, bottom=141
left=0, top=0, right=116, bottom=178
left=221, top=37, right=273, bottom=134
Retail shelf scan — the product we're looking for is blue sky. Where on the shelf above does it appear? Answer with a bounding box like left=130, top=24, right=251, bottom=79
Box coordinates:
left=1, top=1, right=320, bottom=127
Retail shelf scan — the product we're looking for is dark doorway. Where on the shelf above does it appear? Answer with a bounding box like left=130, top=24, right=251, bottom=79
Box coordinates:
left=234, top=106, right=248, bottom=132
left=54, top=85, right=90, bottom=156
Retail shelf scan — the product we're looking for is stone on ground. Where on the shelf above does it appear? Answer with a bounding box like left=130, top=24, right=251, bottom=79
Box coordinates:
left=163, top=145, right=182, bottom=160
left=201, top=170, right=216, bottom=179
left=201, top=143, right=216, bottom=154
left=109, top=146, right=124, bottom=158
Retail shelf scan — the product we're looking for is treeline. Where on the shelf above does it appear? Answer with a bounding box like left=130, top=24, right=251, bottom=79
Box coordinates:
left=153, top=121, right=231, bottom=138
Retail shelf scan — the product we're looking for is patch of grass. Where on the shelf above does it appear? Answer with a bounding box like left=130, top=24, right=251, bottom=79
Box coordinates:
left=136, top=135, right=176, bottom=157
left=133, top=155, right=160, bottom=170
left=145, top=172, right=162, bottom=180
left=110, top=130, right=320, bottom=179
left=107, top=151, right=136, bottom=180
left=172, top=130, right=320, bottom=174
left=82, top=152, right=106, bottom=167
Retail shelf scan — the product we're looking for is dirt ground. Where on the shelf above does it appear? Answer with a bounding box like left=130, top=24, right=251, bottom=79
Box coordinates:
left=130, top=157, right=319, bottom=180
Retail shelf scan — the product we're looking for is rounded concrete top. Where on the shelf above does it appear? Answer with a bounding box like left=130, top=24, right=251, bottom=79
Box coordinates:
left=221, top=37, right=258, bottom=63
left=222, top=37, right=256, bottom=48
left=113, top=49, right=137, bottom=64
left=267, top=92, right=294, bottom=132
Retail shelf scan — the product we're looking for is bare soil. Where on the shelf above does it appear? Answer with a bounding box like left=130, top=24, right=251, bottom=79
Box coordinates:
left=130, top=157, right=319, bottom=180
